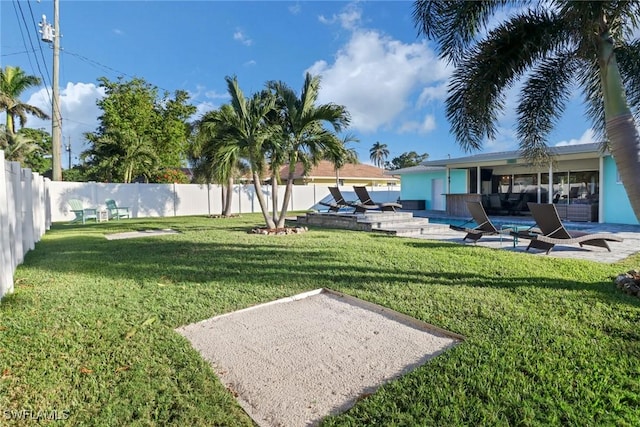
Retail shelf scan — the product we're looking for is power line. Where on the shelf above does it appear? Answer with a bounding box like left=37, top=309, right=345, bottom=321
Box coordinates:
left=11, top=0, right=52, bottom=106
left=27, top=0, right=52, bottom=88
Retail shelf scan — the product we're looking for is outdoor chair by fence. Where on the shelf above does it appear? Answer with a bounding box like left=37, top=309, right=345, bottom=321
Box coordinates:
left=105, top=199, right=130, bottom=220
left=353, top=186, right=402, bottom=212
left=68, top=199, right=97, bottom=224
left=450, top=201, right=503, bottom=242
left=512, top=202, right=623, bottom=254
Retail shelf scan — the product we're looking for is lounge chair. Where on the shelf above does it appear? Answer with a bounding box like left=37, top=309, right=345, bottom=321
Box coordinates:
left=323, top=187, right=382, bottom=214
left=319, top=187, right=356, bottom=213
left=513, top=202, right=623, bottom=254
left=68, top=199, right=97, bottom=224
left=352, top=186, right=402, bottom=212
left=449, top=201, right=503, bottom=242
left=105, top=199, right=130, bottom=220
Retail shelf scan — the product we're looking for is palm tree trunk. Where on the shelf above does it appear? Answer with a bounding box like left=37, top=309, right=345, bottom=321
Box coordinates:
left=276, top=172, right=295, bottom=228
left=252, top=170, right=276, bottom=229
left=223, top=177, right=234, bottom=216
left=271, top=174, right=279, bottom=225
left=599, top=34, right=640, bottom=222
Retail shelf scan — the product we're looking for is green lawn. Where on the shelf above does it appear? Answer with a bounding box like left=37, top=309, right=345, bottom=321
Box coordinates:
left=1, top=214, right=639, bottom=426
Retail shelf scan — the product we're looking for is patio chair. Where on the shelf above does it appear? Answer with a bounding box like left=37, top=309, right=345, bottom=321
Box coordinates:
left=68, top=199, right=97, bottom=224
left=105, top=199, right=130, bottom=220
left=353, top=186, right=402, bottom=212
left=318, top=187, right=355, bottom=213
left=449, top=201, right=503, bottom=242
left=324, top=187, right=380, bottom=214
left=512, top=202, right=623, bottom=254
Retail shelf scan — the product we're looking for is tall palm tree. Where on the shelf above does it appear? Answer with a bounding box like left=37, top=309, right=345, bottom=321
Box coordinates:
left=0, top=66, right=49, bottom=134
left=413, top=1, right=640, bottom=221
left=223, top=76, right=279, bottom=229
left=267, top=73, right=351, bottom=228
left=369, top=141, right=389, bottom=168
left=191, top=106, right=248, bottom=216
left=324, top=133, right=360, bottom=186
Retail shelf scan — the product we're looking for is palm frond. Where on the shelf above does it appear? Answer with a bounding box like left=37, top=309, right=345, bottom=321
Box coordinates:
left=446, top=9, right=572, bottom=150
left=517, top=53, right=581, bottom=164
left=412, top=0, right=527, bottom=64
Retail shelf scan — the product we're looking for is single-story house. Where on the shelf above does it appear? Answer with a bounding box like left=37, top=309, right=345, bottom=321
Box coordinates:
left=389, top=143, right=638, bottom=225
left=279, top=160, right=399, bottom=187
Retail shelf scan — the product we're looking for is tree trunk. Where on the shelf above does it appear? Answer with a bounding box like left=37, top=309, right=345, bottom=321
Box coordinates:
left=599, top=34, right=640, bottom=222
left=252, top=170, right=276, bottom=229
left=223, top=176, right=234, bottom=216
left=221, top=184, right=227, bottom=216
left=276, top=171, right=295, bottom=228
left=271, top=174, right=279, bottom=225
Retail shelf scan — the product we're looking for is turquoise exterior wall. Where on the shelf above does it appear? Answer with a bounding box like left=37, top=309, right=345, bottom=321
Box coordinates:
left=602, top=156, right=639, bottom=224
left=449, top=169, right=468, bottom=194
left=399, top=169, right=467, bottom=209
left=399, top=173, right=435, bottom=201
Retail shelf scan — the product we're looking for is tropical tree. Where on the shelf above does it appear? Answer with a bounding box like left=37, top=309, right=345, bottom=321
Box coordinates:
left=369, top=141, right=389, bottom=168
left=82, top=129, right=159, bottom=183
left=190, top=106, right=249, bottom=217
left=413, top=0, right=640, bottom=221
left=0, top=125, right=40, bottom=163
left=267, top=73, right=351, bottom=228
left=385, top=151, right=429, bottom=170
left=223, top=76, right=279, bottom=228
left=83, top=76, right=196, bottom=182
left=324, top=133, right=360, bottom=185
left=0, top=66, right=49, bottom=134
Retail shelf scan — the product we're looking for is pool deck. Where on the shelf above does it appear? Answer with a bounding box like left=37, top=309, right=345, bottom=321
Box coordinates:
left=408, top=210, right=640, bottom=263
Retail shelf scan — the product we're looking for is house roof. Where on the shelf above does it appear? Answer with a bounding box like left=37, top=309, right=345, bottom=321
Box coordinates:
left=279, top=160, right=399, bottom=181
left=384, top=165, right=446, bottom=175
left=421, top=143, right=604, bottom=167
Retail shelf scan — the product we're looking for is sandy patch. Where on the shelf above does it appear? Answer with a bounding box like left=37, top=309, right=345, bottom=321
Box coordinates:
left=177, top=288, right=463, bottom=426
left=104, top=229, right=180, bottom=240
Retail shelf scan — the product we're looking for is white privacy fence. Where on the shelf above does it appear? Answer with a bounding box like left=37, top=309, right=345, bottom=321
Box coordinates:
left=1, top=166, right=400, bottom=300
left=47, top=182, right=400, bottom=223
left=1, top=151, right=51, bottom=301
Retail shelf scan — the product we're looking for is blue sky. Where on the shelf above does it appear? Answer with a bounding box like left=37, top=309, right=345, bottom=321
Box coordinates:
left=1, top=0, right=600, bottom=168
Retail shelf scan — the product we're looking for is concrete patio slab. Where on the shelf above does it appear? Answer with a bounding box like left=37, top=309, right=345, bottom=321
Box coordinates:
left=177, top=288, right=463, bottom=427
left=104, top=229, right=180, bottom=240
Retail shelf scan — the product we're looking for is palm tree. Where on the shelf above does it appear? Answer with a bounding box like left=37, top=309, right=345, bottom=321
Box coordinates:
left=223, top=76, right=279, bottom=229
left=191, top=106, right=248, bottom=217
left=0, top=66, right=49, bottom=134
left=369, top=141, right=389, bottom=168
left=324, top=133, right=360, bottom=186
left=267, top=73, right=351, bottom=228
left=413, top=1, right=640, bottom=221
left=0, top=125, right=40, bottom=163
left=81, top=128, right=158, bottom=183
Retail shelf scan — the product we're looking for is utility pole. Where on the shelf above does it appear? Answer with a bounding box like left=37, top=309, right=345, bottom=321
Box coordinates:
left=39, top=0, right=62, bottom=180
left=65, top=137, right=71, bottom=170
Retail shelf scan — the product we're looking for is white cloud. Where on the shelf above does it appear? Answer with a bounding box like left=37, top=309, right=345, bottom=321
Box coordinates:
left=204, top=90, right=229, bottom=100
left=417, top=84, right=448, bottom=106
left=233, top=30, right=253, bottom=46
left=307, top=29, right=449, bottom=134
left=318, top=3, right=362, bottom=30
left=244, top=60, right=257, bottom=67
left=555, top=128, right=596, bottom=146
left=193, top=102, right=217, bottom=121
left=398, top=114, right=437, bottom=134
left=25, top=82, right=105, bottom=165
left=113, top=28, right=124, bottom=36
left=288, top=3, right=301, bottom=15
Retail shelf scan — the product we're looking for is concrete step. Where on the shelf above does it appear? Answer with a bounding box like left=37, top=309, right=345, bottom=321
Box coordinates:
left=372, top=223, right=450, bottom=236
